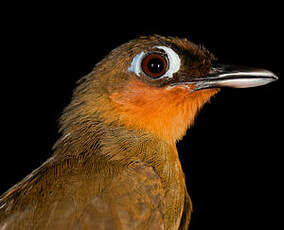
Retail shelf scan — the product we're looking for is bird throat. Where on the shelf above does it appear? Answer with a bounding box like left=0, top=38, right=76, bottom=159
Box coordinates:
left=109, top=79, right=219, bottom=144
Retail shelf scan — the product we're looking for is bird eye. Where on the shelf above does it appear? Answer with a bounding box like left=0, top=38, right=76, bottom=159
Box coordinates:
left=141, top=53, right=168, bottom=79
left=128, top=46, right=181, bottom=79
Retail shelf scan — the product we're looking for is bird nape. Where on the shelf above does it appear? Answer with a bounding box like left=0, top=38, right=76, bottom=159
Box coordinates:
left=0, top=35, right=278, bottom=230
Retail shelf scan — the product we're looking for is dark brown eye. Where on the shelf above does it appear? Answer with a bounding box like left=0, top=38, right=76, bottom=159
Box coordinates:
left=141, top=53, right=168, bottom=78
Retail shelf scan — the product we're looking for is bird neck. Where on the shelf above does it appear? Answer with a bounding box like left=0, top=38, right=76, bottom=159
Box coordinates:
left=53, top=113, right=178, bottom=167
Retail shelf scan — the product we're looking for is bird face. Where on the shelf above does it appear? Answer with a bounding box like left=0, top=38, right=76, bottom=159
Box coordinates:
left=70, top=36, right=278, bottom=145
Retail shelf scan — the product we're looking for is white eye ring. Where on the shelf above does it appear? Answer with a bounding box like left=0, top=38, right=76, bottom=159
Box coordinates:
left=128, top=46, right=181, bottom=79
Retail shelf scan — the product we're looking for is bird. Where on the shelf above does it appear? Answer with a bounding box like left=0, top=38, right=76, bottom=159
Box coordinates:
left=0, top=35, right=278, bottom=230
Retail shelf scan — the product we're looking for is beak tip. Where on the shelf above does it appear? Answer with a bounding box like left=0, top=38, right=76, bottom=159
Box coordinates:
left=260, top=70, right=279, bottom=85
left=271, top=73, right=279, bottom=81
left=260, top=69, right=278, bottom=79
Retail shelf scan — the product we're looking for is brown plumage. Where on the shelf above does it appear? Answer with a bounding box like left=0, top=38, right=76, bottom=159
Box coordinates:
left=0, top=35, right=277, bottom=229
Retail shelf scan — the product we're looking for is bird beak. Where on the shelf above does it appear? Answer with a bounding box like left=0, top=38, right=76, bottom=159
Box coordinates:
left=180, top=63, right=278, bottom=91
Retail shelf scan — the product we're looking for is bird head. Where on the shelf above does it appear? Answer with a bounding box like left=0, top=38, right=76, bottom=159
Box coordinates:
left=60, top=35, right=278, bottom=146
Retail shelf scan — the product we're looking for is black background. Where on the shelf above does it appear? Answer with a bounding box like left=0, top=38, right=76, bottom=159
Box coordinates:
left=1, top=2, right=283, bottom=229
